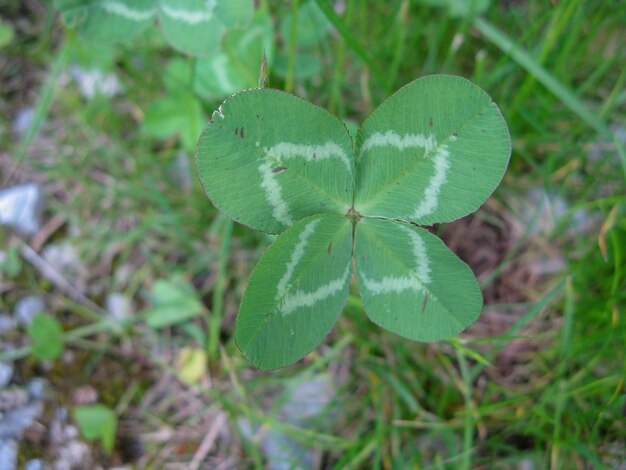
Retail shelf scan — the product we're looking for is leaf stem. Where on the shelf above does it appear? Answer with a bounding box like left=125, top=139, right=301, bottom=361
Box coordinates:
left=0, top=315, right=139, bottom=363
left=456, top=347, right=475, bottom=470
left=285, top=0, right=300, bottom=93
left=208, top=219, right=233, bottom=361
left=329, top=0, right=354, bottom=114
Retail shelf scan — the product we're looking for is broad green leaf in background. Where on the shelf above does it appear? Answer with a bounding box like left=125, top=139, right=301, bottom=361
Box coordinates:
left=158, top=0, right=225, bottom=56
left=74, top=404, right=117, bottom=452
left=27, top=313, right=64, bottom=361
left=355, top=75, right=511, bottom=225
left=236, top=214, right=353, bottom=370
left=143, top=274, right=204, bottom=328
left=162, top=57, right=193, bottom=91
left=54, top=0, right=157, bottom=43
left=274, top=51, right=322, bottom=81
left=280, top=0, right=329, bottom=48
left=356, top=218, right=482, bottom=341
left=158, top=0, right=254, bottom=56
left=221, top=10, right=273, bottom=86
left=143, top=90, right=205, bottom=152
left=0, top=17, right=15, bottom=48
left=196, top=89, right=354, bottom=234
left=213, top=0, right=254, bottom=28
left=194, top=53, right=248, bottom=101
left=194, top=10, right=274, bottom=100
left=55, top=0, right=253, bottom=56
left=65, top=34, right=116, bottom=70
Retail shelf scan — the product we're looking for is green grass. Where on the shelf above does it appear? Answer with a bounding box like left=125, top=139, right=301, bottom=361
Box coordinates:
left=1, top=0, right=625, bottom=467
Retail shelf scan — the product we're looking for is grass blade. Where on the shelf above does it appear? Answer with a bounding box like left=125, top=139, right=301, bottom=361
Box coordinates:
left=473, top=17, right=608, bottom=138
left=208, top=218, right=233, bottom=360
left=4, top=40, right=68, bottom=185
left=474, top=16, right=626, bottom=181
left=314, top=0, right=386, bottom=89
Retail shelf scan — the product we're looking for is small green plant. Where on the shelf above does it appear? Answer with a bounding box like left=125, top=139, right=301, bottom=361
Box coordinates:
left=143, top=274, right=205, bottom=329
left=27, top=313, right=64, bottom=361
left=196, top=74, right=511, bottom=370
left=0, top=247, right=22, bottom=277
left=74, top=404, right=118, bottom=453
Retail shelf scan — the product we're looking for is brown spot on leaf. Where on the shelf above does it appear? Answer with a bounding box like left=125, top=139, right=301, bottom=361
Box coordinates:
left=240, top=127, right=245, bottom=138
left=327, top=241, right=332, bottom=254
left=272, top=166, right=287, bottom=173
left=421, top=292, right=430, bottom=313
left=429, top=116, right=433, bottom=127
left=235, top=127, right=239, bottom=136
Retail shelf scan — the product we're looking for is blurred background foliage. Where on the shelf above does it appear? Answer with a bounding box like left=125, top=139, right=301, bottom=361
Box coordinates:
left=0, top=0, right=625, bottom=468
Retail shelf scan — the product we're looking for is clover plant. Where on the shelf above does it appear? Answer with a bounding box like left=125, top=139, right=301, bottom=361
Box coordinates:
left=195, top=75, right=511, bottom=370
left=54, top=0, right=253, bottom=56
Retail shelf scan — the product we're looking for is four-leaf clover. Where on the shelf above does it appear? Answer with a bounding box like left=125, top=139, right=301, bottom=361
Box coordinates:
left=196, top=75, right=511, bottom=370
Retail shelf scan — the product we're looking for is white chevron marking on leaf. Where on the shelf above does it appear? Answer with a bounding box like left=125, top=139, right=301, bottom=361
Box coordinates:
left=412, top=145, right=451, bottom=219
left=259, top=161, right=292, bottom=226
left=161, top=1, right=217, bottom=25
left=101, top=1, right=156, bottom=21
left=361, top=226, right=431, bottom=294
left=361, top=274, right=422, bottom=294
left=359, top=131, right=437, bottom=157
left=265, top=142, right=351, bottom=171
left=281, top=265, right=350, bottom=315
left=276, top=219, right=320, bottom=298
left=400, top=225, right=431, bottom=283
left=359, top=131, right=452, bottom=219
left=259, top=141, right=351, bottom=224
